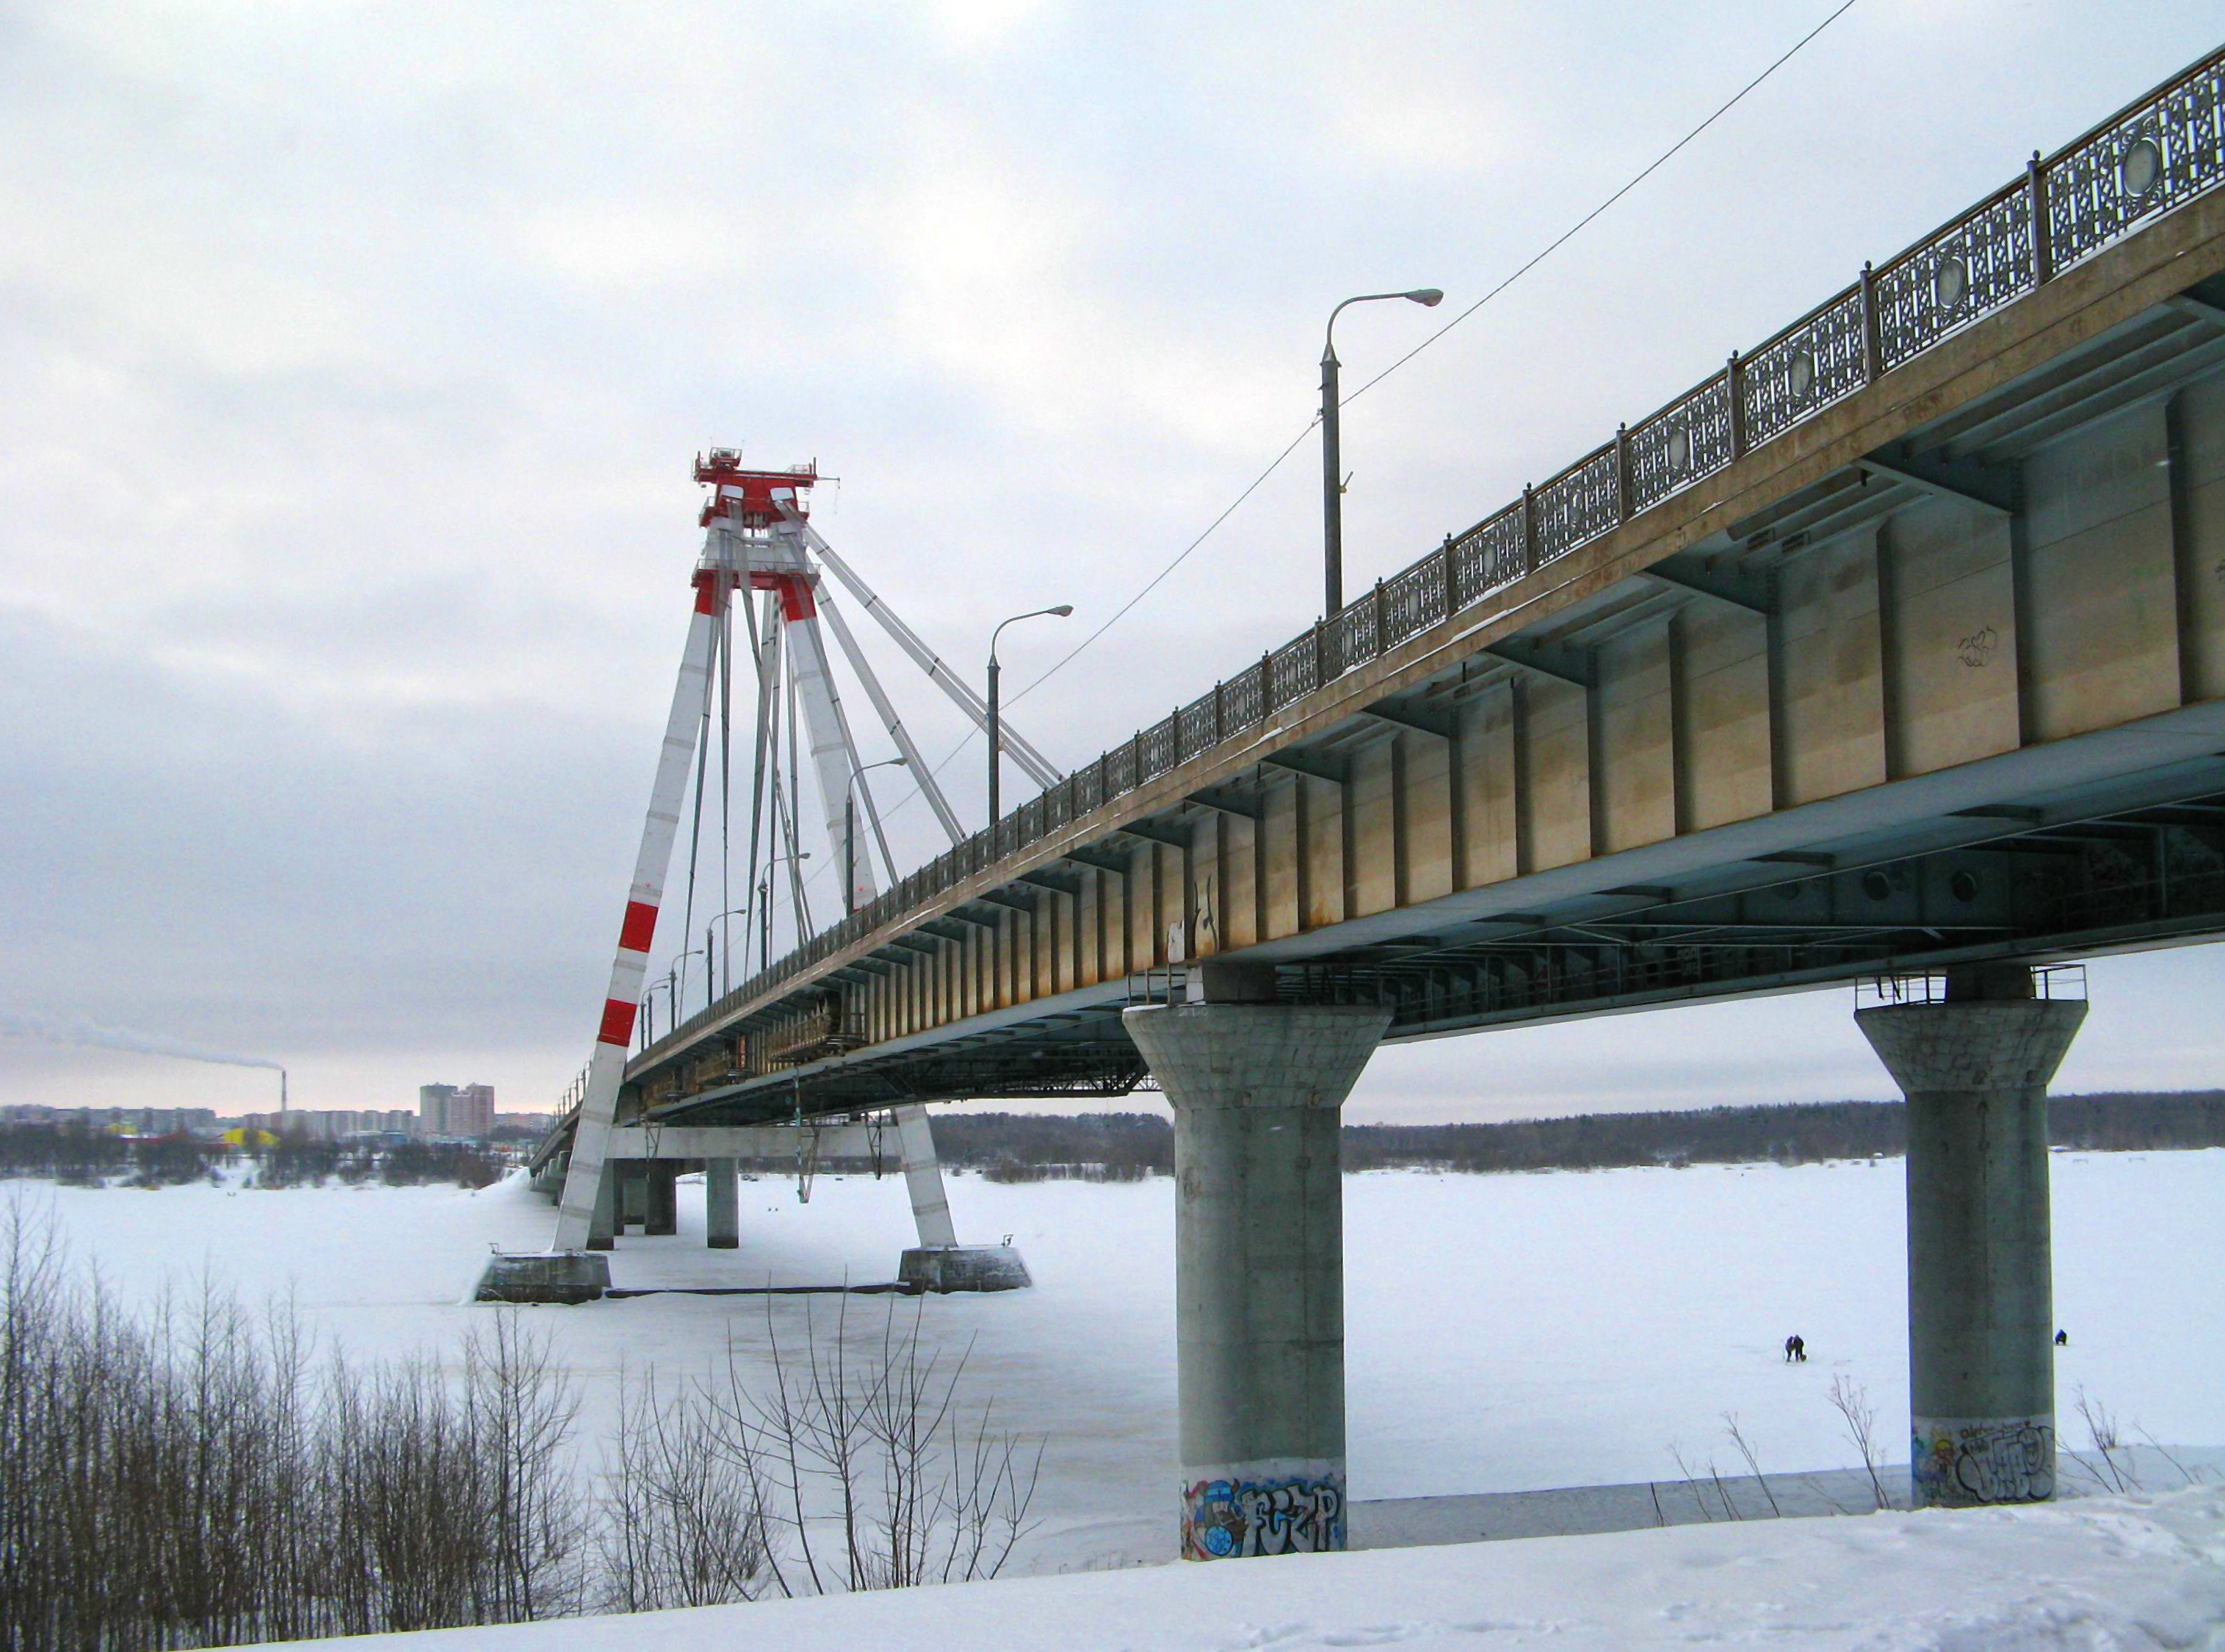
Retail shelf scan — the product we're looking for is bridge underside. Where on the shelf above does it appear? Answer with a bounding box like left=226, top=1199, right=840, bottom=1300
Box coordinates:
left=614, top=193, right=2225, bottom=1133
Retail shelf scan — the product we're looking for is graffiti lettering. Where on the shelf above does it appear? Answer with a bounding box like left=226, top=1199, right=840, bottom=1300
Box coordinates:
left=1182, top=1473, right=1344, bottom=1559
left=1956, top=625, right=1999, bottom=669
left=1912, top=1417, right=2054, bottom=1505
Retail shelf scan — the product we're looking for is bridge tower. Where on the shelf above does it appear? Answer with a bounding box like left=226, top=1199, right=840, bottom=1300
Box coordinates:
left=482, top=447, right=1059, bottom=1302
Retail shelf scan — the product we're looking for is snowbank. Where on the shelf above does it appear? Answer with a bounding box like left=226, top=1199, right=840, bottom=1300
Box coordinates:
left=267, top=1485, right=2225, bottom=1651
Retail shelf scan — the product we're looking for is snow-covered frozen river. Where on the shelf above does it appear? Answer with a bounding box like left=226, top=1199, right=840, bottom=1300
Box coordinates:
left=12, top=1150, right=2222, bottom=1574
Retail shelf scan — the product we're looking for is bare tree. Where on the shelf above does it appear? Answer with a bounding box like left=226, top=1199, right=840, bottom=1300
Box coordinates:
left=1827, top=1374, right=1891, bottom=1510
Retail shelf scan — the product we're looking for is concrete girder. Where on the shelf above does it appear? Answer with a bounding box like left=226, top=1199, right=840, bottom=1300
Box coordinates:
left=1856, top=454, right=2021, bottom=517
left=1259, top=750, right=1351, bottom=786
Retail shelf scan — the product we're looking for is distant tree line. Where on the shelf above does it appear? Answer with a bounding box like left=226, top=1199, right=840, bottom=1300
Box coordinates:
left=0, top=1125, right=502, bottom=1190
left=770, top=1091, right=2225, bottom=1181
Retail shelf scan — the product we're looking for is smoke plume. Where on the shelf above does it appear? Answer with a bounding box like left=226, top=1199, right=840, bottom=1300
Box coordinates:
left=0, top=1010, right=283, bottom=1073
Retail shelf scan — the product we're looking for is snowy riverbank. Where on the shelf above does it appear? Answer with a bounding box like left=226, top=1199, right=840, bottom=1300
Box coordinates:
left=270, top=1484, right=2225, bottom=1651
left=10, top=1151, right=2222, bottom=1576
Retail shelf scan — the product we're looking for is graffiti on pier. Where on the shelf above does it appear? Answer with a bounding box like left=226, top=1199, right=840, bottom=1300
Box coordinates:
left=1913, top=1416, right=2054, bottom=1504
left=1182, top=1471, right=1344, bottom=1559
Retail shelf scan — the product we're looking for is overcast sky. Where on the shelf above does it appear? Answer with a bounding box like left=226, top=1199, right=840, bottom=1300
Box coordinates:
left=4, top=0, right=2222, bottom=1126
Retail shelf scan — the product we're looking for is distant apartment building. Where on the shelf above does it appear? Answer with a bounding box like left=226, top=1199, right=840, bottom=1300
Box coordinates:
left=418, top=1083, right=496, bottom=1140
left=0, top=1104, right=217, bottom=1136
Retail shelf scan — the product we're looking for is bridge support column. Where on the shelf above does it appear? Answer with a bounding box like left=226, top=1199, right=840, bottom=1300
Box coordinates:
left=705, top=1158, right=739, bottom=1249
left=618, top=1162, right=648, bottom=1233
left=644, top=1161, right=679, bottom=1236
left=893, top=1103, right=1032, bottom=1292
left=1124, top=964, right=1389, bottom=1561
left=585, top=1161, right=616, bottom=1252
left=1856, top=963, right=2083, bottom=1510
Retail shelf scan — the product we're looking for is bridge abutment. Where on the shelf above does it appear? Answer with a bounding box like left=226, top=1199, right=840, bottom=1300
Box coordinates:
left=1124, top=977, right=1389, bottom=1561
left=705, top=1157, right=739, bottom=1248
left=1856, top=964, right=2083, bottom=1510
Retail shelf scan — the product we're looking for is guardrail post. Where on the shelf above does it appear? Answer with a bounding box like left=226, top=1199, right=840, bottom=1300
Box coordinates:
left=1441, top=532, right=1461, bottom=612
left=1614, top=423, right=1632, bottom=524
left=1521, top=484, right=1537, bottom=576
left=1130, top=728, right=1143, bottom=789
left=1260, top=649, right=1273, bottom=717
left=1860, top=261, right=1883, bottom=383
left=1726, top=350, right=1747, bottom=459
left=1372, top=578, right=1388, bottom=658
left=1314, top=618, right=1329, bottom=685
left=1212, top=680, right=1224, bottom=743
left=2027, top=150, right=2053, bottom=284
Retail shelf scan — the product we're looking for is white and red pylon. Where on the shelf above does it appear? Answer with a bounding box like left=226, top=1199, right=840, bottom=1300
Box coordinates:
left=550, top=449, right=1059, bottom=1256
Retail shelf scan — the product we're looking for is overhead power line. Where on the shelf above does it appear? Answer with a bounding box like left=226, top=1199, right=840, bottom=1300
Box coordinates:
left=803, top=0, right=1863, bottom=878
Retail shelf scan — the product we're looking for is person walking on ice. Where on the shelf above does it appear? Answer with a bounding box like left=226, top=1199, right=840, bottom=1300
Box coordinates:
left=1784, top=1334, right=1806, bottom=1363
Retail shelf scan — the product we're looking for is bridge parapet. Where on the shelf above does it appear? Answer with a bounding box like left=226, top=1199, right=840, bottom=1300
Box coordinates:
left=637, top=45, right=2225, bottom=1079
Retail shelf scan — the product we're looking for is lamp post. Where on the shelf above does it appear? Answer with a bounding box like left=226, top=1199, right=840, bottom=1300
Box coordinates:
left=709, top=906, right=750, bottom=999
left=658, top=949, right=705, bottom=1026
left=1321, top=288, right=1442, bottom=617
left=988, top=605, right=1074, bottom=825
left=844, top=756, right=908, bottom=913
left=759, top=852, right=811, bottom=970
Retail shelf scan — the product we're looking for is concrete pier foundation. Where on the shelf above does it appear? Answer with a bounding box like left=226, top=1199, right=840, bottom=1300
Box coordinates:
left=1856, top=964, right=2084, bottom=1510
left=474, top=1250, right=609, bottom=1305
left=644, top=1161, right=679, bottom=1236
left=705, top=1157, right=739, bottom=1248
left=889, top=1101, right=1033, bottom=1291
left=1124, top=965, right=1389, bottom=1560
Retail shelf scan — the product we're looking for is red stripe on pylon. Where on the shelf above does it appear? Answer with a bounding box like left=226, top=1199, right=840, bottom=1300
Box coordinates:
left=597, top=998, right=638, bottom=1048
left=777, top=574, right=816, bottom=620
left=693, top=570, right=721, bottom=615
left=618, top=900, right=658, bottom=954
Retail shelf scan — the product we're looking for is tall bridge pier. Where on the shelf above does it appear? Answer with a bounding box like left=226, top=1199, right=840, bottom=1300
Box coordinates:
left=1126, top=964, right=1389, bottom=1560
left=1859, top=963, right=2084, bottom=1507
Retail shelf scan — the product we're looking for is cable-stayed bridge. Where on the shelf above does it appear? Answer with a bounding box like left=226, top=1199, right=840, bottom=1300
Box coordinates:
left=495, top=48, right=2225, bottom=1561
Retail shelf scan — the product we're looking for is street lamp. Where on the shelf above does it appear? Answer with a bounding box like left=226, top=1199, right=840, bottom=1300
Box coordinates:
left=657, top=948, right=706, bottom=1027
left=844, top=756, right=908, bottom=913
left=759, top=851, right=811, bottom=970
left=709, top=906, right=750, bottom=1000
left=988, top=605, right=1074, bottom=825
left=1321, top=288, right=1442, bottom=617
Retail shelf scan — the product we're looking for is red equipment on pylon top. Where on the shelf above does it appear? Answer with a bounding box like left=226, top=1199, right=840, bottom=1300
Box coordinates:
left=693, top=449, right=819, bottom=529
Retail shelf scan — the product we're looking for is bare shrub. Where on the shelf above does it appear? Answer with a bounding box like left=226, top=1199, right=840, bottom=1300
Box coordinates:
left=0, top=1195, right=1043, bottom=1651
left=1827, top=1374, right=1891, bottom=1510
left=2073, top=1387, right=2138, bottom=1493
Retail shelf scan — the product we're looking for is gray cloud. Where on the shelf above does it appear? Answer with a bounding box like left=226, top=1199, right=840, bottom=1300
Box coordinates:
left=5, top=1, right=2224, bottom=1119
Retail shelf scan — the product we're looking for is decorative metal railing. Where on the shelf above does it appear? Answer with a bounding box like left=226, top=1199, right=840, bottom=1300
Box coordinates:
left=647, top=47, right=2225, bottom=1064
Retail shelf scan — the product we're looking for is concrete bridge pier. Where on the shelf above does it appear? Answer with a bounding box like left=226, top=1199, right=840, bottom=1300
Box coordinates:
left=645, top=1161, right=679, bottom=1236
left=705, top=1157, right=739, bottom=1248
left=1123, top=963, right=1390, bottom=1560
left=618, top=1162, right=648, bottom=1233
left=1856, top=964, right=2085, bottom=1510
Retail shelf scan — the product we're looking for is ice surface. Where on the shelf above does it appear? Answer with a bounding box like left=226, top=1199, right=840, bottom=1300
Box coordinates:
left=12, top=1150, right=2224, bottom=1577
